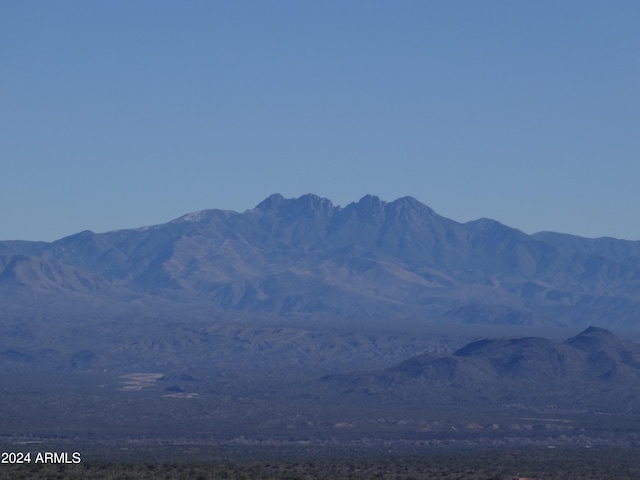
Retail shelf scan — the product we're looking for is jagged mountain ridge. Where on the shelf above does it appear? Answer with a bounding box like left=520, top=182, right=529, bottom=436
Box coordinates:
left=2, top=193, right=640, bottom=327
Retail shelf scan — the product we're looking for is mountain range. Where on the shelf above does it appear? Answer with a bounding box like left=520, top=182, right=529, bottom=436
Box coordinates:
left=2, top=193, right=640, bottom=328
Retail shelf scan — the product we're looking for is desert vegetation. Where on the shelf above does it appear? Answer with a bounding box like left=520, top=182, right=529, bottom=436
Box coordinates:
left=1, top=447, right=639, bottom=479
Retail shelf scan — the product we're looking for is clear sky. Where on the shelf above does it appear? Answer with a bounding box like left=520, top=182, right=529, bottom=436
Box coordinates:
left=2, top=1, right=639, bottom=241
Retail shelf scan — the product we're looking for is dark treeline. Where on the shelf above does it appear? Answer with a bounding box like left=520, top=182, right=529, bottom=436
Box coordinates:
left=1, top=447, right=639, bottom=479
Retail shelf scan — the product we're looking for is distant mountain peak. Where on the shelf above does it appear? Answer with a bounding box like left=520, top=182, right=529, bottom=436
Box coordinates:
left=464, top=217, right=524, bottom=237
left=350, top=194, right=386, bottom=218
left=466, top=217, right=504, bottom=229
left=357, top=194, right=384, bottom=206
left=255, top=193, right=286, bottom=210
left=292, top=193, right=334, bottom=210
left=391, top=195, right=431, bottom=210
left=564, top=326, right=619, bottom=353
left=254, top=193, right=438, bottom=216
left=254, top=194, right=335, bottom=218
left=580, top=326, right=614, bottom=337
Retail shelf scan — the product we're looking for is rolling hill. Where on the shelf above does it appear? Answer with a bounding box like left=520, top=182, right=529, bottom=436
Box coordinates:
left=321, top=326, right=640, bottom=413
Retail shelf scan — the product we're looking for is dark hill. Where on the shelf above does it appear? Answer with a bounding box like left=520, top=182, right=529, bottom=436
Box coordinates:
left=323, top=327, right=640, bottom=412
left=564, top=326, right=640, bottom=380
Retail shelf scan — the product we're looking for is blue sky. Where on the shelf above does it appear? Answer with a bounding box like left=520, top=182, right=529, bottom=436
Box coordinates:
left=2, top=1, right=639, bottom=241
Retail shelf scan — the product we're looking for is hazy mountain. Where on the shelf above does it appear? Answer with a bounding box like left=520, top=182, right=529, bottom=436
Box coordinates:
left=2, top=193, right=640, bottom=328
